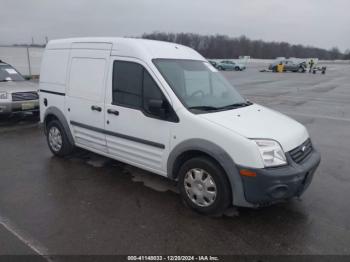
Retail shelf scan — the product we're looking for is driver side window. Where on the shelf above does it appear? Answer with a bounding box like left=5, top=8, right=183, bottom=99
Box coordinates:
left=112, top=60, right=174, bottom=120
left=143, top=69, right=163, bottom=114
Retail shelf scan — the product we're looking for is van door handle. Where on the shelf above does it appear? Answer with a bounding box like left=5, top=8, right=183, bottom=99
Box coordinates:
left=91, top=105, right=102, bottom=112
left=107, top=109, right=119, bottom=116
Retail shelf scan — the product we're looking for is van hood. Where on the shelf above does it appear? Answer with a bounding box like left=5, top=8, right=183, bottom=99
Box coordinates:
left=199, top=104, right=309, bottom=152
left=0, top=81, right=39, bottom=93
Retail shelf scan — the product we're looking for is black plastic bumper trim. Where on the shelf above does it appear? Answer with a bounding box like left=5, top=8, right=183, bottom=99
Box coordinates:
left=39, top=89, right=66, bottom=96
left=239, top=149, right=321, bottom=206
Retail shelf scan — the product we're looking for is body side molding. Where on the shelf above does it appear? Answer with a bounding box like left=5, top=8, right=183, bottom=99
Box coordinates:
left=40, top=89, right=66, bottom=96
left=70, top=121, right=165, bottom=149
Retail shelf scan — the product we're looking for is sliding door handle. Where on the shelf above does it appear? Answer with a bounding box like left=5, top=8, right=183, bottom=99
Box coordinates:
left=91, top=105, right=102, bottom=112
left=107, top=109, right=119, bottom=116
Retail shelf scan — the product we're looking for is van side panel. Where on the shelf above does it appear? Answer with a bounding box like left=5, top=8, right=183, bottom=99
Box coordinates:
left=39, top=49, right=70, bottom=124
left=68, top=57, right=106, bottom=100
left=65, top=48, right=110, bottom=153
left=40, top=49, right=70, bottom=88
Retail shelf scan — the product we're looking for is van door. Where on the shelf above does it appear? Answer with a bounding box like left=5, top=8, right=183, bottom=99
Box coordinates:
left=66, top=46, right=111, bottom=152
left=104, top=57, right=176, bottom=175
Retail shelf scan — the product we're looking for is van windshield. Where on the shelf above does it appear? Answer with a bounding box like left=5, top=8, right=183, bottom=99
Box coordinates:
left=153, top=59, right=248, bottom=113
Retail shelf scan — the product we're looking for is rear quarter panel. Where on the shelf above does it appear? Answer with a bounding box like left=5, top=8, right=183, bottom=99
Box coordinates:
left=39, top=49, right=70, bottom=123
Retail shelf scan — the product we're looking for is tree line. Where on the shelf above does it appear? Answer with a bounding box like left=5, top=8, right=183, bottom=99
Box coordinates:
left=141, top=32, right=348, bottom=60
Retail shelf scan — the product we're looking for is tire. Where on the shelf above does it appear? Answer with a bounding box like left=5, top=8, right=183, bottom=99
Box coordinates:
left=178, top=157, right=231, bottom=215
left=46, top=120, right=75, bottom=157
left=235, top=67, right=240, bottom=71
left=218, top=66, right=224, bottom=71
left=298, top=67, right=305, bottom=73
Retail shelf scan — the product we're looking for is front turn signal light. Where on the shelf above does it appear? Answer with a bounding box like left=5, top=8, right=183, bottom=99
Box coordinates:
left=239, top=169, right=257, bottom=177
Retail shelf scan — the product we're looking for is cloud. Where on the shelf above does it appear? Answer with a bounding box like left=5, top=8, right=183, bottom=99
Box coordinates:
left=0, top=0, right=349, bottom=51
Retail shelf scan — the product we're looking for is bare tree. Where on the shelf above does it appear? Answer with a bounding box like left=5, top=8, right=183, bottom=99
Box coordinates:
left=141, top=32, right=347, bottom=60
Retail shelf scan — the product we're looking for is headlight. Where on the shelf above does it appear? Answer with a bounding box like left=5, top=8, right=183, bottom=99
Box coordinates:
left=0, top=92, right=8, bottom=99
left=253, top=139, right=287, bottom=167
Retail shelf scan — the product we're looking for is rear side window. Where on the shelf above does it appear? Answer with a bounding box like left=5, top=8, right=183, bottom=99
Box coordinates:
left=112, top=61, right=164, bottom=113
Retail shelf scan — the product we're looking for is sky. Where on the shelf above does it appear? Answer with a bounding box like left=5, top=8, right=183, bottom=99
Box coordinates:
left=0, top=0, right=349, bottom=52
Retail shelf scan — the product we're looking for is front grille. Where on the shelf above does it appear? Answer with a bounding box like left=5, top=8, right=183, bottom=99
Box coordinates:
left=12, top=92, right=38, bottom=101
left=289, top=138, right=313, bottom=164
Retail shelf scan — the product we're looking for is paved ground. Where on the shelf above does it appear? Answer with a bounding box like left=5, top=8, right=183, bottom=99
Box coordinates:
left=0, top=63, right=350, bottom=258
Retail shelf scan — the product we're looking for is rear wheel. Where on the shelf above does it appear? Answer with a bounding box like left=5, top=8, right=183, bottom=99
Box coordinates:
left=46, top=120, right=74, bottom=157
left=178, top=157, right=231, bottom=215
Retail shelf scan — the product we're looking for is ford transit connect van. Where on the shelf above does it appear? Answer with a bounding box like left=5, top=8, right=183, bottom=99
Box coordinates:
left=39, top=38, right=321, bottom=215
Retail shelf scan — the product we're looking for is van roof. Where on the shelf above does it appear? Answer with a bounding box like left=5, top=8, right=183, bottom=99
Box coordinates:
left=46, top=37, right=204, bottom=61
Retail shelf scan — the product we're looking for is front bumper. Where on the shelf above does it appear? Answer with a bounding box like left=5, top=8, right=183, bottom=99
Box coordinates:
left=0, top=100, right=39, bottom=115
left=239, top=149, right=321, bottom=206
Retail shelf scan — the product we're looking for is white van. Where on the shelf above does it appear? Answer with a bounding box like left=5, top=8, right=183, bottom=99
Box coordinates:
left=39, top=38, right=321, bottom=215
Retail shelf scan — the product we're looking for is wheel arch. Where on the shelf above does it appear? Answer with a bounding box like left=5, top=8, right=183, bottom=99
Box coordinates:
left=43, top=106, right=74, bottom=145
left=167, top=139, right=254, bottom=207
left=170, top=150, right=223, bottom=180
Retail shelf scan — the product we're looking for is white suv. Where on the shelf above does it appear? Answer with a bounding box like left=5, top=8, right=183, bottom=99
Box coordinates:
left=39, top=38, right=321, bottom=215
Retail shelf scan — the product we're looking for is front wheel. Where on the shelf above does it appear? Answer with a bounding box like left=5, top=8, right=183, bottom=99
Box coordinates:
left=46, top=120, right=75, bottom=157
left=178, top=157, right=231, bottom=215
left=235, top=66, right=240, bottom=71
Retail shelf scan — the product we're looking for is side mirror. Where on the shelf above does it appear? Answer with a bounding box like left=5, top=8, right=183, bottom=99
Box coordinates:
left=148, top=99, right=167, bottom=118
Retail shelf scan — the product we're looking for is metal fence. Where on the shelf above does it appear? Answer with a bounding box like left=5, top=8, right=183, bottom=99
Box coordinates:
left=0, top=46, right=44, bottom=77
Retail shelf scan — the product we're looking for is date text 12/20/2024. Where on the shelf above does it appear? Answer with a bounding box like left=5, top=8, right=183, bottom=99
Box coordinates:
left=127, top=256, right=220, bottom=261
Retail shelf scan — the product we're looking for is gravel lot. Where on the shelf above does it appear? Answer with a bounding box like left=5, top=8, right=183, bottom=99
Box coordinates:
left=0, top=62, right=350, bottom=259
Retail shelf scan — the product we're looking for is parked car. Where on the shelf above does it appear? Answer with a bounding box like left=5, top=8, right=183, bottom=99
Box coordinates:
left=217, top=60, right=246, bottom=71
left=40, top=38, right=321, bottom=215
left=0, top=60, right=39, bottom=117
left=269, top=59, right=306, bottom=72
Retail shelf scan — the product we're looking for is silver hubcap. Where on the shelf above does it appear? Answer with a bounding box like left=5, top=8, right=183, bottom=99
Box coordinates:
left=184, top=168, right=217, bottom=207
left=48, top=126, right=62, bottom=152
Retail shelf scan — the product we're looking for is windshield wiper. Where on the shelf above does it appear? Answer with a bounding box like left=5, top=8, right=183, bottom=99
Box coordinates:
left=188, top=101, right=252, bottom=112
left=217, top=101, right=253, bottom=110
left=188, top=106, right=219, bottom=111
